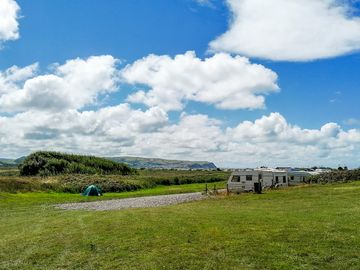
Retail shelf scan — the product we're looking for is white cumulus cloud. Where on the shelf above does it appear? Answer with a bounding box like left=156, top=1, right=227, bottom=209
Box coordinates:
left=223, top=113, right=360, bottom=167
left=1, top=108, right=360, bottom=168
left=0, top=0, right=20, bottom=44
left=0, top=103, right=169, bottom=157
left=0, top=63, right=38, bottom=95
left=123, top=51, right=279, bottom=111
left=0, top=55, right=119, bottom=112
left=0, top=54, right=359, bottom=168
left=210, top=0, right=360, bottom=61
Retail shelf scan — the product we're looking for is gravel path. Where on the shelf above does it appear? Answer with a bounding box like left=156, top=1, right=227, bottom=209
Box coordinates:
left=55, top=192, right=206, bottom=211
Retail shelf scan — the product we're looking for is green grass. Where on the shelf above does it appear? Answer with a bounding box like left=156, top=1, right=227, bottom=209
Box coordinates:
left=1, top=182, right=360, bottom=269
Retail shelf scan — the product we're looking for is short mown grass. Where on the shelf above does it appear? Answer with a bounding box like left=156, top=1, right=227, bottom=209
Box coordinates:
left=1, top=182, right=360, bottom=269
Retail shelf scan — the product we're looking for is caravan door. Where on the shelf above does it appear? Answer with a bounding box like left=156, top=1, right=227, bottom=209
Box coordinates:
left=244, top=173, right=256, bottom=191
left=262, top=172, right=274, bottom=188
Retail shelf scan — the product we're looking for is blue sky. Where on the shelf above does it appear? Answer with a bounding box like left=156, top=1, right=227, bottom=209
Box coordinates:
left=1, top=0, right=227, bottom=64
left=0, top=0, right=360, bottom=168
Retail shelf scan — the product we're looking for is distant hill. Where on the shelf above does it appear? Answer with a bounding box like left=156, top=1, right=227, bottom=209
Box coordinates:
left=0, top=157, right=26, bottom=167
left=14, top=156, right=26, bottom=164
left=0, top=158, right=17, bottom=167
left=106, top=156, right=217, bottom=170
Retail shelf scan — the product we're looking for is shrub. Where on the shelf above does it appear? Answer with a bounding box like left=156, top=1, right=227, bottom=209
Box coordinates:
left=19, top=151, right=136, bottom=176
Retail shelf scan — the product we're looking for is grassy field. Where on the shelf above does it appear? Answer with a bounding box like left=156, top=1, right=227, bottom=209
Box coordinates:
left=1, top=182, right=360, bottom=269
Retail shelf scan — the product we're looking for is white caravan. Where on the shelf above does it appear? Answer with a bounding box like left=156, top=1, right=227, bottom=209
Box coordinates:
left=287, top=171, right=313, bottom=184
left=227, top=169, right=288, bottom=193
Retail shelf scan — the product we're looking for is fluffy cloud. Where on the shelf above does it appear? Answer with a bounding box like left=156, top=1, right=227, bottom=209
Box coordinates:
left=0, top=63, right=38, bottom=95
left=0, top=56, right=119, bottom=112
left=0, top=104, right=169, bottom=157
left=123, top=51, right=279, bottom=111
left=1, top=107, right=360, bottom=168
left=224, top=113, right=360, bottom=166
left=0, top=0, right=20, bottom=44
left=0, top=55, right=359, bottom=167
left=140, top=113, right=226, bottom=158
left=228, top=113, right=343, bottom=144
left=210, top=0, right=360, bottom=61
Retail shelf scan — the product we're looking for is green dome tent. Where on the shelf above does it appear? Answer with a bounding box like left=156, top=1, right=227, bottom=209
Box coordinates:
left=82, top=185, right=102, bottom=196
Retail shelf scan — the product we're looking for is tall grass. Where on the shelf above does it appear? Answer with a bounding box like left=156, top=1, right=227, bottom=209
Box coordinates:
left=0, top=169, right=230, bottom=193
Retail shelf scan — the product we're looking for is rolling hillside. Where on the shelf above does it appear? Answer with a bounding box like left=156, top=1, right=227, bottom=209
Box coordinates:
left=0, top=158, right=17, bottom=167
left=0, top=157, right=26, bottom=167
left=106, top=156, right=217, bottom=170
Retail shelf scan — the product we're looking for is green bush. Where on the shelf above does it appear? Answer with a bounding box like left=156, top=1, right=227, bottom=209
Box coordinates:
left=19, top=151, right=135, bottom=176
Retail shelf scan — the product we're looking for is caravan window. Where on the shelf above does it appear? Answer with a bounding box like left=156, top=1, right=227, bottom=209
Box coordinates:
left=275, top=176, right=279, bottom=183
left=246, top=175, right=253, bottom=181
left=283, top=176, right=286, bottom=183
left=231, top=175, right=240, bottom=182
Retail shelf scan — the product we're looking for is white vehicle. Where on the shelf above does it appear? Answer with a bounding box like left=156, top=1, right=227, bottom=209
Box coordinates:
left=287, top=171, right=313, bottom=184
left=227, top=169, right=288, bottom=193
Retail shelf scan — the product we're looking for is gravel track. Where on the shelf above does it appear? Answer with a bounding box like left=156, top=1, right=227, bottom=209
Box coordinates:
left=55, top=192, right=206, bottom=211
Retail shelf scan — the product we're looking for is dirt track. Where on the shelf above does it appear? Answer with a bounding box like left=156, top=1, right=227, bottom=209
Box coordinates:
left=55, top=192, right=206, bottom=211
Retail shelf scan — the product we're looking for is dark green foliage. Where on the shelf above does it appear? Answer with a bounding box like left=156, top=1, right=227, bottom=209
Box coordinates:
left=19, top=151, right=135, bottom=176
left=309, top=169, right=360, bottom=183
